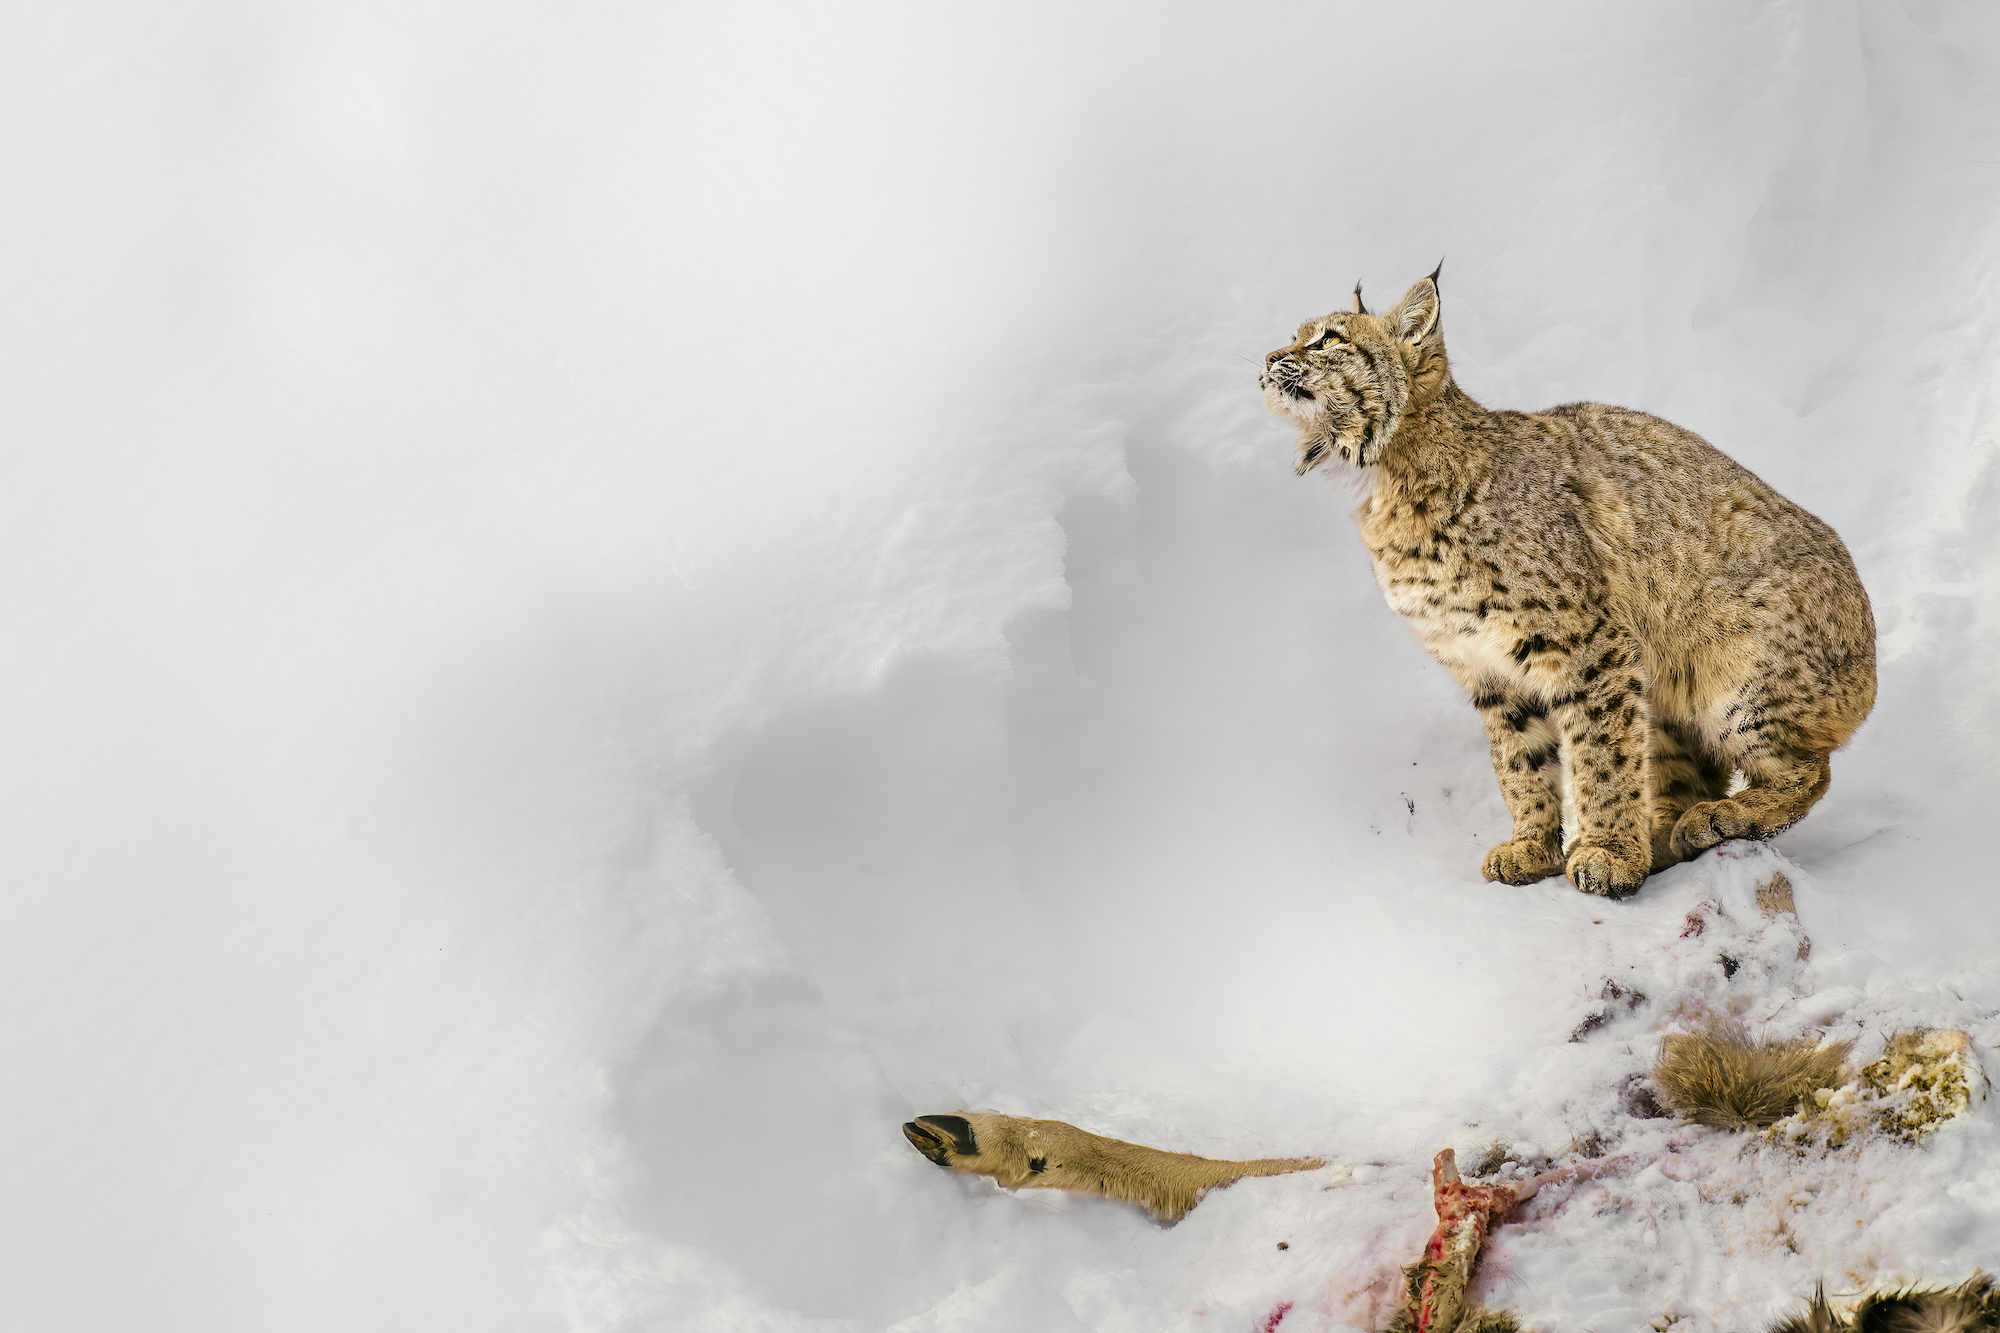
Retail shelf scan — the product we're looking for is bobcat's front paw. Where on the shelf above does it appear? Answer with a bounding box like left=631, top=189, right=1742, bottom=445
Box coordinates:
left=1481, top=837, right=1564, bottom=885
left=1669, top=799, right=1759, bottom=859
left=1566, top=841, right=1648, bottom=900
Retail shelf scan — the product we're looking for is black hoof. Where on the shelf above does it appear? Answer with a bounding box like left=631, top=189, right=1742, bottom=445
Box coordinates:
left=904, top=1114, right=977, bottom=1164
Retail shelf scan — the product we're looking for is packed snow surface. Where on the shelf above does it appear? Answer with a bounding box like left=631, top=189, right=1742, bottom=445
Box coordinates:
left=6, top=2, right=2000, bottom=1330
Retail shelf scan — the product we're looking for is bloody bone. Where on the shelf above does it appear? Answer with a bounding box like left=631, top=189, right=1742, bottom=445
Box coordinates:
left=1394, top=1148, right=1526, bottom=1332
left=1393, top=1149, right=1628, bottom=1332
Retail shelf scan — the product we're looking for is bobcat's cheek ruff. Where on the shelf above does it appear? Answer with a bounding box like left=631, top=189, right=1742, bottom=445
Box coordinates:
left=1294, top=421, right=1369, bottom=475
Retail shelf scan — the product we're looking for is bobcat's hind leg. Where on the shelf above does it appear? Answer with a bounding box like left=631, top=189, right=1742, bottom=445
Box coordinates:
left=1670, top=634, right=1868, bottom=860
left=1670, top=751, right=1831, bottom=860
left=1647, top=719, right=1731, bottom=871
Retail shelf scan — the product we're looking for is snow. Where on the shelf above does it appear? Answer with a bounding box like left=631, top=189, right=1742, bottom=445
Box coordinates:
left=4, top=1, right=2000, bottom=1330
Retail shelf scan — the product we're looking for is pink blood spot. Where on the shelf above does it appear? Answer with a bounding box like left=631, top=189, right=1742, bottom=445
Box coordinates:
left=1678, top=901, right=1718, bottom=939
left=1258, top=1299, right=1293, bottom=1332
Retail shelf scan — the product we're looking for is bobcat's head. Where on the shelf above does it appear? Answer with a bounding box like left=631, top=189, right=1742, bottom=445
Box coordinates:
left=1260, top=269, right=1449, bottom=474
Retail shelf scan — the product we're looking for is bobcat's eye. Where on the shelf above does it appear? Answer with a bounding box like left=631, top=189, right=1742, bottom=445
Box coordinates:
left=1307, top=330, right=1342, bottom=351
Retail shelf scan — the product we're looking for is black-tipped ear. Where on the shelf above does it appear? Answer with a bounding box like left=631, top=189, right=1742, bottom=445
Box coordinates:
left=1390, top=274, right=1441, bottom=345
left=1351, top=280, right=1366, bottom=314
left=1427, top=257, right=1443, bottom=286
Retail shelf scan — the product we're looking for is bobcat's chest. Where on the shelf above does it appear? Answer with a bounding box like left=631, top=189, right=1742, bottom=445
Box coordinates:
left=1367, top=536, right=1540, bottom=688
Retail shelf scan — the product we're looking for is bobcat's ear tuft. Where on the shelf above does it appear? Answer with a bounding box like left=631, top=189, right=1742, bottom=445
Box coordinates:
left=1391, top=275, right=1442, bottom=346
left=1352, top=279, right=1367, bottom=314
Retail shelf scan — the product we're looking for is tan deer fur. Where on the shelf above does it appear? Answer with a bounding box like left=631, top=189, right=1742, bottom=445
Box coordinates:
left=901, top=1112, right=1324, bottom=1223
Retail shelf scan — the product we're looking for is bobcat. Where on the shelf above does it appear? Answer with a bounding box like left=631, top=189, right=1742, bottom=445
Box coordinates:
left=1259, top=269, right=1876, bottom=899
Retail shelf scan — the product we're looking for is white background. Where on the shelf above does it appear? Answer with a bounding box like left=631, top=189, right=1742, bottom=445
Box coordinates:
left=4, top=2, right=1999, bottom=1329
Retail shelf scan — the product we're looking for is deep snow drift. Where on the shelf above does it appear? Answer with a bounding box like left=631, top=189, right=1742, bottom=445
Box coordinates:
left=4, top=2, right=2000, bottom=1330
